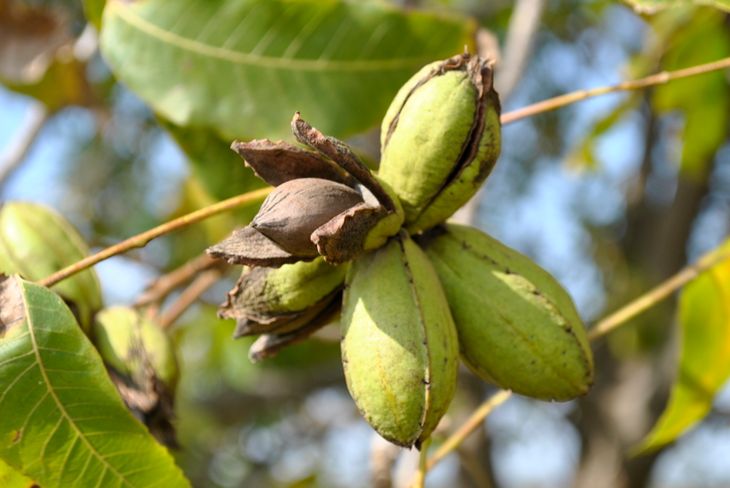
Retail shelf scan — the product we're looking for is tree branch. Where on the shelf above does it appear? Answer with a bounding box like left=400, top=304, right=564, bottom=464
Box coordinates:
left=38, top=187, right=271, bottom=288
left=587, top=244, right=730, bottom=341
left=495, top=0, right=546, bottom=101
left=0, top=104, right=50, bottom=189
left=136, top=253, right=221, bottom=307
left=501, top=57, right=730, bottom=125
left=158, top=268, right=224, bottom=329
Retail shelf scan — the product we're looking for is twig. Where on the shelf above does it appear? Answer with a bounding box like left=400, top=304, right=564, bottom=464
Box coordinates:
left=38, top=187, right=271, bottom=288
left=136, top=253, right=221, bottom=307
left=425, top=390, right=512, bottom=472
left=500, top=57, right=730, bottom=125
left=0, top=104, right=50, bottom=188
left=587, top=245, right=730, bottom=341
left=158, top=268, right=223, bottom=328
left=411, top=437, right=431, bottom=488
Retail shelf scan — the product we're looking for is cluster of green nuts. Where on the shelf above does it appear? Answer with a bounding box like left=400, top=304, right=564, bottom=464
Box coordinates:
left=209, top=53, right=594, bottom=448
left=0, top=202, right=179, bottom=446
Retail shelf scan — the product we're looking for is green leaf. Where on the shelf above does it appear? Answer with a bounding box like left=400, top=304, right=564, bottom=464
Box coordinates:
left=99, top=0, right=475, bottom=140
left=624, top=0, right=730, bottom=13
left=83, top=0, right=106, bottom=30
left=635, top=242, right=730, bottom=453
left=0, top=275, right=189, bottom=487
left=0, top=458, right=35, bottom=488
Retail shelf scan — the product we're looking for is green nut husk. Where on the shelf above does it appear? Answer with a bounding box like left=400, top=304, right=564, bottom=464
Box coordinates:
left=341, top=234, right=459, bottom=447
left=420, top=224, right=593, bottom=401
left=93, top=307, right=178, bottom=388
left=92, top=307, right=179, bottom=446
left=378, top=53, right=501, bottom=233
left=221, top=257, right=346, bottom=339
left=0, top=202, right=102, bottom=333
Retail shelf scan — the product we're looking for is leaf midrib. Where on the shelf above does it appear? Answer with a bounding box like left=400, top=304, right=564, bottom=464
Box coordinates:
left=22, top=282, right=134, bottom=488
left=108, top=1, right=436, bottom=72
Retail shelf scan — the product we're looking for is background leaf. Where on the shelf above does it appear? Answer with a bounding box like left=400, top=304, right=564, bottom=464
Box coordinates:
left=99, top=0, right=475, bottom=140
left=0, top=276, right=189, bottom=487
left=635, top=241, right=730, bottom=453
left=624, top=0, right=730, bottom=13
left=651, top=9, right=730, bottom=180
left=0, top=1, right=95, bottom=110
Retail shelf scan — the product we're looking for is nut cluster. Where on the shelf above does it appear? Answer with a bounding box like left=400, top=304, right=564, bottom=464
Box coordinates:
left=207, top=53, right=594, bottom=448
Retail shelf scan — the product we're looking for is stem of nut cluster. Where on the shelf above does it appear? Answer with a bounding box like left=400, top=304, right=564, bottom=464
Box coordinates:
left=424, top=390, right=512, bottom=473
left=158, top=268, right=223, bottom=329
left=500, top=57, right=730, bottom=125
left=411, top=437, right=432, bottom=488
left=37, top=187, right=272, bottom=288
left=136, top=253, right=221, bottom=307
left=587, top=245, right=730, bottom=341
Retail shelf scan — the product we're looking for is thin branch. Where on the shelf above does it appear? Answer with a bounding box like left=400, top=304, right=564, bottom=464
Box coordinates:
left=425, top=390, right=512, bottom=472
left=500, top=57, right=730, bottom=125
left=587, top=245, right=730, bottom=341
left=411, top=437, right=431, bottom=488
left=38, top=187, right=272, bottom=288
left=136, top=253, right=221, bottom=307
left=0, top=104, right=50, bottom=188
left=158, top=268, right=223, bottom=328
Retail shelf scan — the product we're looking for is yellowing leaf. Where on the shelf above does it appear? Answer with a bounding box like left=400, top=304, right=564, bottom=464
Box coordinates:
left=624, top=0, right=730, bottom=13
left=0, top=458, right=35, bottom=488
left=635, top=241, right=730, bottom=453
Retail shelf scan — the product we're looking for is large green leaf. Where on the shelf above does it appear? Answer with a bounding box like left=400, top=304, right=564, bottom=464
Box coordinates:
left=635, top=241, right=730, bottom=453
left=0, top=275, right=189, bottom=487
left=624, top=0, right=730, bottom=13
left=99, top=0, right=475, bottom=140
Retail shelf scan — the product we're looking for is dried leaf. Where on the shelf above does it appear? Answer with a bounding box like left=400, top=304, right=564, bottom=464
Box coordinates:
left=248, top=298, right=340, bottom=362
left=312, top=202, right=389, bottom=264
left=207, top=226, right=302, bottom=267
left=231, top=139, right=355, bottom=187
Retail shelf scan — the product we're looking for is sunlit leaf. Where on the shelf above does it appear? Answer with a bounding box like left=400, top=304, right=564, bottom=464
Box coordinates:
left=635, top=241, right=730, bottom=453
left=624, top=0, right=730, bottom=13
left=0, top=458, right=35, bottom=488
left=0, top=275, right=190, bottom=487
left=99, top=0, right=476, bottom=140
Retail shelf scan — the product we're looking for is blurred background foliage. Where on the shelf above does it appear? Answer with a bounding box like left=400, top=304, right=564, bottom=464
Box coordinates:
left=1, top=0, right=729, bottom=486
